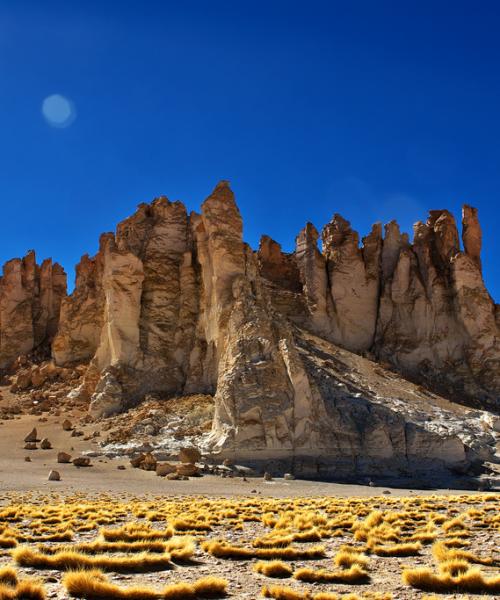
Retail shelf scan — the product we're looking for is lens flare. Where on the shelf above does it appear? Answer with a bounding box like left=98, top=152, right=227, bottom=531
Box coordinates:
left=41, top=94, right=76, bottom=128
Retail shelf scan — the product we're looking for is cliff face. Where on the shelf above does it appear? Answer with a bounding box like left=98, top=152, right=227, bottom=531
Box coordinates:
left=0, top=251, right=66, bottom=368
left=1, top=183, right=499, bottom=480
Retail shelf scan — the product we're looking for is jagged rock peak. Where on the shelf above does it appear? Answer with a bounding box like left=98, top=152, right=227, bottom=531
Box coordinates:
left=462, top=204, right=482, bottom=268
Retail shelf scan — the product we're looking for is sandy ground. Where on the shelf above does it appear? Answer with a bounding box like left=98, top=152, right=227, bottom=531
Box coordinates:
left=0, top=412, right=486, bottom=500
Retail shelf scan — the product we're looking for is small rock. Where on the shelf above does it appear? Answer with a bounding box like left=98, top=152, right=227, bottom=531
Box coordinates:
left=284, top=473, right=295, bottom=480
left=24, top=428, right=38, bottom=442
left=24, top=442, right=37, bottom=450
left=48, top=470, right=61, bottom=481
left=72, top=457, right=91, bottom=467
left=57, top=452, right=72, bottom=463
left=166, top=472, right=181, bottom=480
left=117, top=465, right=126, bottom=470
left=383, top=489, right=392, bottom=495
left=24, top=456, right=31, bottom=462
left=263, top=472, right=273, bottom=481
left=62, top=419, right=72, bottom=431
left=40, top=438, right=52, bottom=450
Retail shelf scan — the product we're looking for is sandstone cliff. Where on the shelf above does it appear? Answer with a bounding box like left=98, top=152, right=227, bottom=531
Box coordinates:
left=0, top=251, right=66, bottom=368
left=1, top=183, right=499, bottom=481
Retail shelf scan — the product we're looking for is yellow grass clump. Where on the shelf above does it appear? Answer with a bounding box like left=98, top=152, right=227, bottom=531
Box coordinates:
left=0, top=579, right=46, bottom=600
left=262, top=586, right=390, bottom=600
left=100, top=524, right=174, bottom=542
left=201, top=540, right=325, bottom=560
left=0, top=569, right=17, bottom=587
left=402, top=565, right=500, bottom=593
left=13, top=547, right=173, bottom=572
left=367, top=541, right=421, bottom=557
left=63, top=570, right=227, bottom=599
left=254, top=561, right=293, bottom=578
left=293, top=564, right=370, bottom=584
left=333, top=548, right=369, bottom=569
left=431, top=541, right=495, bottom=565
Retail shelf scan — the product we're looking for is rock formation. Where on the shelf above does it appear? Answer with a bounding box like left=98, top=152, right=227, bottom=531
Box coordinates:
left=1, top=182, right=499, bottom=481
left=0, top=251, right=66, bottom=368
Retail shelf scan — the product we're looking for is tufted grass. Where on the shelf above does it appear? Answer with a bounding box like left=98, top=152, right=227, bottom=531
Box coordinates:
left=254, top=560, right=293, bottom=578
left=63, top=570, right=228, bottom=599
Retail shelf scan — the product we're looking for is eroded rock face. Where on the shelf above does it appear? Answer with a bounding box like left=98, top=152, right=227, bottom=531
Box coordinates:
left=1, top=182, right=498, bottom=480
left=0, top=252, right=66, bottom=368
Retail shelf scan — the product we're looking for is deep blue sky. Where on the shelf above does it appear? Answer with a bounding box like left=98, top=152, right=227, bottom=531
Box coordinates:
left=0, top=1, right=499, bottom=300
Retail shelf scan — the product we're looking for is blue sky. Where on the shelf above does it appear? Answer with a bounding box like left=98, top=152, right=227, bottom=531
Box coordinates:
left=0, top=1, right=499, bottom=300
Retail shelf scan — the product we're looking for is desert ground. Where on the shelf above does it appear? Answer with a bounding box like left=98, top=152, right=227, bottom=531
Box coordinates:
left=1, top=406, right=499, bottom=600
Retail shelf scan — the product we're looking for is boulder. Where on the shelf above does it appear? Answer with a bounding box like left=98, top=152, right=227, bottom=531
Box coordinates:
left=130, top=453, right=146, bottom=468
left=178, top=447, right=201, bottom=464
left=156, top=462, right=176, bottom=477
left=57, top=452, right=72, bottom=463
left=72, top=457, right=91, bottom=467
left=24, top=428, right=38, bottom=442
left=139, top=453, right=157, bottom=471
left=11, top=369, right=32, bottom=391
left=176, top=463, right=200, bottom=477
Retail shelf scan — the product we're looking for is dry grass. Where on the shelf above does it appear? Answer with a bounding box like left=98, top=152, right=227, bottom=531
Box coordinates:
left=1, top=490, right=499, bottom=599
left=262, top=585, right=308, bottom=600
left=431, top=540, right=496, bottom=566
left=254, top=561, right=293, bottom=578
left=402, top=565, right=500, bottom=593
left=0, top=569, right=17, bottom=587
left=13, top=547, right=173, bottom=572
left=367, top=541, right=421, bottom=557
left=293, top=565, right=370, bottom=584
left=0, top=579, right=45, bottom=600
left=262, top=586, right=390, bottom=600
left=201, top=540, right=325, bottom=560
left=38, top=539, right=168, bottom=554
left=63, top=570, right=227, bottom=599
left=333, top=549, right=369, bottom=569
left=101, top=524, right=174, bottom=542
